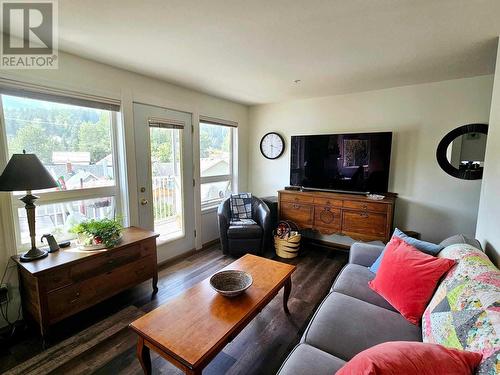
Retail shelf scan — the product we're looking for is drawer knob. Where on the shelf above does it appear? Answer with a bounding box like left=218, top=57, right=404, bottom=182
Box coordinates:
left=362, top=204, right=368, bottom=210
left=360, top=212, right=369, bottom=218
left=293, top=204, right=300, bottom=209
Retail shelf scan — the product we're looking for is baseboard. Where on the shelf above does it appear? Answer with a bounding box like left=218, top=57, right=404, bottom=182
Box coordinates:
left=157, top=238, right=221, bottom=269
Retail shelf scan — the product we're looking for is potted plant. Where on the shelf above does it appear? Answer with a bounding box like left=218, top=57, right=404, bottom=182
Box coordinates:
left=70, top=218, right=123, bottom=250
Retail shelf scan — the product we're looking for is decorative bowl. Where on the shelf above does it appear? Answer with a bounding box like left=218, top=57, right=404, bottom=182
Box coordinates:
left=210, top=270, right=253, bottom=297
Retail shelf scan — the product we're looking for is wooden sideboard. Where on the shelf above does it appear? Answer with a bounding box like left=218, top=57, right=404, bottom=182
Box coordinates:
left=12, top=226, right=159, bottom=337
left=278, top=190, right=396, bottom=243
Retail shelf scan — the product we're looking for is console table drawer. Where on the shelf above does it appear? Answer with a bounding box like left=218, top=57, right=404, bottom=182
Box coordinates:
left=280, top=202, right=313, bottom=226
left=342, top=210, right=387, bottom=236
left=343, top=200, right=388, bottom=213
left=47, top=255, right=155, bottom=323
left=280, top=193, right=314, bottom=204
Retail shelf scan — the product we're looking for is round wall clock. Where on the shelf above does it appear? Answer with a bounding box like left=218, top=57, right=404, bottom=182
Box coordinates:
left=260, top=132, right=285, bottom=159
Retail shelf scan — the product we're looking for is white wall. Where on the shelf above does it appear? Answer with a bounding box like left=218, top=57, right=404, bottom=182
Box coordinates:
left=476, top=38, right=500, bottom=267
left=0, top=51, right=248, bottom=327
left=249, top=75, right=493, bottom=243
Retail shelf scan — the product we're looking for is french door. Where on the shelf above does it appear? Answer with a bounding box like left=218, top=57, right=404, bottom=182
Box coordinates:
left=133, top=103, right=195, bottom=255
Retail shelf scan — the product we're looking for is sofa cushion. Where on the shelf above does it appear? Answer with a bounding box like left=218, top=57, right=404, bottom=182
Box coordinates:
left=336, top=341, right=483, bottom=375
left=277, top=343, right=346, bottom=375
left=369, top=236, right=455, bottom=325
left=369, top=229, right=444, bottom=273
left=393, top=228, right=444, bottom=255
left=349, top=242, right=385, bottom=267
left=227, top=223, right=262, bottom=239
left=302, top=292, right=422, bottom=361
left=332, top=264, right=396, bottom=312
left=422, top=243, right=500, bottom=375
left=439, top=234, right=482, bottom=250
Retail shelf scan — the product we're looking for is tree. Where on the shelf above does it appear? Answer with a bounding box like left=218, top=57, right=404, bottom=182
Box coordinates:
left=9, top=122, right=56, bottom=162
left=78, top=114, right=112, bottom=163
left=150, top=128, right=173, bottom=162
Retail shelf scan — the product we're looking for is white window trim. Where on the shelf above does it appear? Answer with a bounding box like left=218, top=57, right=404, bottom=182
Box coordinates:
left=200, top=120, right=237, bottom=211
left=0, top=95, right=122, bottom=250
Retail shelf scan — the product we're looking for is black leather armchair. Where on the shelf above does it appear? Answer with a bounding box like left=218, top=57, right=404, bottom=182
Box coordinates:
left=217, top=196, right=271, bottom=256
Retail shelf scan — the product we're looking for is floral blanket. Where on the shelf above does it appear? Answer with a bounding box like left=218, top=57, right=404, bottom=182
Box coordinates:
left=422, top=244, right=500, bottom=374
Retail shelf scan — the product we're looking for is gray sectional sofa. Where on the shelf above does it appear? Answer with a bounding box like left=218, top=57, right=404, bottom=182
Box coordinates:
left=278, top=235, right=482, bottom=374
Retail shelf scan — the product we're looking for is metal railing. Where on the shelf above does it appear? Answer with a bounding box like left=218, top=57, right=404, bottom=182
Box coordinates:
left=152, top=175, right=179, bottom=221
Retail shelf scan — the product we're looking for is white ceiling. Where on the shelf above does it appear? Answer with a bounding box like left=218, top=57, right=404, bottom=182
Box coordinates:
left=57, top=0, right=500, bottom=105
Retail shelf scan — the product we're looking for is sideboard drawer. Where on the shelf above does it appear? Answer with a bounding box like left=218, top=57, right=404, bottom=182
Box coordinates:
left=313, top=197, right=342, bottom=207
left=280, top=193, right=314, bottom=204
left=280, top=202, right=313, bottom=226
left=342, top=210, right=387, bottom=237
left=343, top=200, right=388, bottom=213
left=47, top=255, right=155, bottom=323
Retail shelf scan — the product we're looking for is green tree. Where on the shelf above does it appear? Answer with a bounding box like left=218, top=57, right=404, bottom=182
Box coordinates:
left=150, top=127, right=173, bottom=162
left=78, top=114, right=112, bottom=163
left=9, top=122, right=55, bottom=162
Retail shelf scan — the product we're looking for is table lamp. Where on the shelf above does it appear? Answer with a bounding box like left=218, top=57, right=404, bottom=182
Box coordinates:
left=0, top=151, right=58, bottom=262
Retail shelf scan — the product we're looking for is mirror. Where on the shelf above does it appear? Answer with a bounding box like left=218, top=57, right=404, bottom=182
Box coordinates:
left=437, top=123, right=488, bottom=180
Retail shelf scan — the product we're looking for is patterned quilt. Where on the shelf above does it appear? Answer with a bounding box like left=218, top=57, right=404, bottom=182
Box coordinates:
left=422, top=244, right=500, bottom=374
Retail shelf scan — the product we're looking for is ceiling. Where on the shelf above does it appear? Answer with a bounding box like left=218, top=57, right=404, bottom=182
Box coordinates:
left=55, top=0, right=500, bottom=105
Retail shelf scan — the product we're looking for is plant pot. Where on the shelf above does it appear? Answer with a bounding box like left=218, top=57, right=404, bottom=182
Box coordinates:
left=76, top=233, right=122, bottom=251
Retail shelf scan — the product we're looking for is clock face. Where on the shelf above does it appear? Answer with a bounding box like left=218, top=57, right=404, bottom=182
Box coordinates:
left=260, top=132, right=285, bottom=159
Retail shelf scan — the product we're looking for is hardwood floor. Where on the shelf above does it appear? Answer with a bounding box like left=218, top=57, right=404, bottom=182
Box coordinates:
left=0, top=243, right=348, bottom=375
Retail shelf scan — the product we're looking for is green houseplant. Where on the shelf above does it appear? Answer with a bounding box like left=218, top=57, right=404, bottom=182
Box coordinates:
left=70, top=218, right=123, bottom=249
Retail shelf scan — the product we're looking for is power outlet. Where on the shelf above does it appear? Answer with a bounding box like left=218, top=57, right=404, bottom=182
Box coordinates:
left=0, top=284, right=9, bottom=305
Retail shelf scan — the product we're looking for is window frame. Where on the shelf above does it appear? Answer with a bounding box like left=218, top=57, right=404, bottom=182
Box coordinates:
left=0, top=95, right=122, bottom=250
left=199, top=119, right=237, bottom=210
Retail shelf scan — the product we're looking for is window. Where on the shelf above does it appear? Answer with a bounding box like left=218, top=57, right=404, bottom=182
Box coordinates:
left=1, top=94, right=121, bottom=249
left=199, top=119, right=236, bottom=209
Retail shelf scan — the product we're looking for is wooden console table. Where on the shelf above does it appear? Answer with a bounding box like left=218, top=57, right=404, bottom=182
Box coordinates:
left=13, top=226, right=159, bottom=337
left=278, top=190, right=396, bottom=243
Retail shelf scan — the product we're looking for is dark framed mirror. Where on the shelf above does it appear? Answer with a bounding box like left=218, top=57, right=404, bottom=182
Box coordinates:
left=436, top=123, right=488, bottom=180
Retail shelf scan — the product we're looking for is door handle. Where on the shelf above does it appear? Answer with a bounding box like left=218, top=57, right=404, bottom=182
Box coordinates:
left=141, top=198, right=149, bottom=206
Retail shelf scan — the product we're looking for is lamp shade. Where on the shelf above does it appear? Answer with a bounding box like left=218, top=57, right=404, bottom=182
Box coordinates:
left=0, top=152, right=58, bottom=192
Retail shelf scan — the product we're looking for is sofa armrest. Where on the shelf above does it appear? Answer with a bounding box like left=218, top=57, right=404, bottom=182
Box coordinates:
left=349, top=242, right=385, bottom=267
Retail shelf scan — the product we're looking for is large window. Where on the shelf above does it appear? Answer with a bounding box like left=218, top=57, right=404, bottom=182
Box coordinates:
left=1, top=94, right=120, bottom=249
left=199, top=119, right=236, bottom=208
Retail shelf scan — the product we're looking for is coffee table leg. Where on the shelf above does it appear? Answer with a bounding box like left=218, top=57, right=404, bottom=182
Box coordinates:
left=137, top=337, right=152, bottom=375
left=283, top=277, right=292, bottom=314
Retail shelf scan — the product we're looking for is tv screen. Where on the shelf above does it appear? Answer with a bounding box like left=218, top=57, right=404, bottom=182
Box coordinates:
left=290, top=132, right=392, bottom=193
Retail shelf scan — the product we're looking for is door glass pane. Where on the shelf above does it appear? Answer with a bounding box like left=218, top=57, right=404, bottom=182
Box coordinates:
left=2, top=94, right=116, bottom=193
left=17, top=196, right=115, bottom=249
left=150, top=126, right=183, bottom=241
left=200, top=123, right=231, bottom=177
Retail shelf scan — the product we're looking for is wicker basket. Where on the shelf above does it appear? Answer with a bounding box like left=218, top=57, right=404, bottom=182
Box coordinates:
left=274, top=231, right=301, bottom=258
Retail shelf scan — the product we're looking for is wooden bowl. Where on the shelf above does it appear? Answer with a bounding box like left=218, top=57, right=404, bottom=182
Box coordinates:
left=210, top=270, right=253, bottom=297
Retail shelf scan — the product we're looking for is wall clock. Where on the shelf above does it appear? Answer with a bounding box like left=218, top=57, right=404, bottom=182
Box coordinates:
left=260, top=132, right=285, bottom=159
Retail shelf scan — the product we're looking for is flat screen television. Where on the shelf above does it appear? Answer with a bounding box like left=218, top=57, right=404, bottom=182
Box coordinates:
left=290, top=132, right=392, bottom=194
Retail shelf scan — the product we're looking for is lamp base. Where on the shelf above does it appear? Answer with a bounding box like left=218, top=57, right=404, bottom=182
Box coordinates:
left=20, top=247, right=48, bottom=262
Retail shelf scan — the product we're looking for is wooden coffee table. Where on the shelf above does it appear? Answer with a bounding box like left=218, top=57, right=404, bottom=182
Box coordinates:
left=129, top=254, right=296, bottom=374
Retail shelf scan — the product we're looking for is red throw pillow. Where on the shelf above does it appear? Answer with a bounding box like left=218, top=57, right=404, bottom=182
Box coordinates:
left=336, top=341, right=482, bottom=375
left=368, top=236, right=455, bottom=325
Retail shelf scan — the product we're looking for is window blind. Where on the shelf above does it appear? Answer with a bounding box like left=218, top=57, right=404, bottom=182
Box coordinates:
left=199, top=115, right=238, bottom=128
left=0, top=78, right=121, bottom=112
left=148, top=117, right=185, bottom=129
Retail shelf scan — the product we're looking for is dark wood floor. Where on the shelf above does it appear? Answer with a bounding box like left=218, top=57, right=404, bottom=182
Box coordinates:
left=0, top=243, right=348, bottom=375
